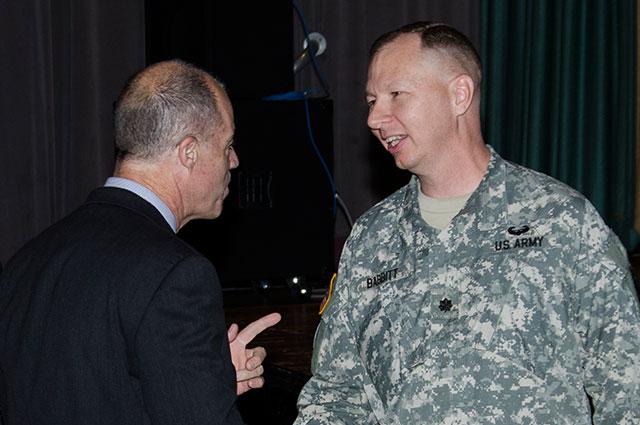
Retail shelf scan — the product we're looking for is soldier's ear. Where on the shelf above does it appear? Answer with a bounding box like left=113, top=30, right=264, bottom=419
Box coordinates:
left=177, top=136, right=198, bottom=170
left=450, top=74, right=474, bottom=116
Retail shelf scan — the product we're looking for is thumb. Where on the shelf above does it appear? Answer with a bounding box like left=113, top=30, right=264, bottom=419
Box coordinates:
left=227, top=323, right=239, bottom=342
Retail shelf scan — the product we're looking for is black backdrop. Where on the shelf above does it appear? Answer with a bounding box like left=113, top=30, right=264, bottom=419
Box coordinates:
left=146, top=2, right=294, bottom=99
left=0, top=0, right=145, bottom=263
left=179, top=99, right=334, bottom=288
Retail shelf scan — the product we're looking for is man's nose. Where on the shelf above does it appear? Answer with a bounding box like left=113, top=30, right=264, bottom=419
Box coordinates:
left=367, top=102, right=391, bottom=131
left=229, top=149, right=239, bottom=169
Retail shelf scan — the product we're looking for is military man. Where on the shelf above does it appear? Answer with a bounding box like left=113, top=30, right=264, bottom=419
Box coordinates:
left=296, top=22, right=640, bottom=424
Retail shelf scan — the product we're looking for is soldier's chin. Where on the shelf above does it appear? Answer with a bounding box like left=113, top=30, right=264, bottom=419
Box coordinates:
left=393, top=156, right=411, bottom=170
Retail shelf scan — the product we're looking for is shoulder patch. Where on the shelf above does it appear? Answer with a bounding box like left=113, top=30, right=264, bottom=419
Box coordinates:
left=318, top=273, right=336, bottom=315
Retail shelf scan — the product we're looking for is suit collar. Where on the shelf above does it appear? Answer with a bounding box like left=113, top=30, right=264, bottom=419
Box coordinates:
left=85, top=187, right=174, bottom=233
left=104, top=177, right=177, bottom=232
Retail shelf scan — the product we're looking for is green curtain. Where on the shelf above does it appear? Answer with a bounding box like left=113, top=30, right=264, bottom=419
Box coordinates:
left=635, top=2, right=640, bottom=237
left=480, top=0, right=638, bottom=251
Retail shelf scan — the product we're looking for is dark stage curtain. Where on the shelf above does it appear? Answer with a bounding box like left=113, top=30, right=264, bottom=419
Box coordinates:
left=0, top=1, right=145, bottom=263
left=292, top=0, right=480, bottom=246
left=481, top=0, right=638, bottom=250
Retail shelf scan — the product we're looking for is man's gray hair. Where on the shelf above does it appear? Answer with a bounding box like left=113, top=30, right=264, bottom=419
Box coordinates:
left=114, top=60, right=223, bottom=160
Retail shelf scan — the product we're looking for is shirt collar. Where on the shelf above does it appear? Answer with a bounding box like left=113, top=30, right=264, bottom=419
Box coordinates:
left=104, top=177, right=178, bottom=233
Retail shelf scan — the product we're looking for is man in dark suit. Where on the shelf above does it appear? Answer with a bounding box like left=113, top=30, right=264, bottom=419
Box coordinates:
left=0, top=60, right=280, bottom=424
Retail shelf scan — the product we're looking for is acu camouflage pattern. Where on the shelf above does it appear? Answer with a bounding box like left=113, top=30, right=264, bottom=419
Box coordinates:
left=296, top=148, right=640, bottom=424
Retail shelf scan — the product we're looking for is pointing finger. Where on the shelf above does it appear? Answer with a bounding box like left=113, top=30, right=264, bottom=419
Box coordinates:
left=237, top=312, right=281, bottom=345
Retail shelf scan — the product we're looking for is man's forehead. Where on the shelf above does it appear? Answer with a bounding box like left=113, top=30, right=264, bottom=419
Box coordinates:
left=212, top=84, right=233, bottom=118
left=220, top=98, right=235, bottom=135
left=367, top=39, right=430, bottom=82
left=371, top=33, right=422, bottom=60
left=367, top=40, right=457, bottom=86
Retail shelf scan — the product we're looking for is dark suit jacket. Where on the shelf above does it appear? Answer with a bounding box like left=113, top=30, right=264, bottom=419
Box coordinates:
left=0, top=187, right=243, bottom=425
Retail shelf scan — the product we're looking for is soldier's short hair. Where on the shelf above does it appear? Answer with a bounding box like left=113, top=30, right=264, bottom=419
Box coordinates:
left=369, top=22, right=482, bottom=94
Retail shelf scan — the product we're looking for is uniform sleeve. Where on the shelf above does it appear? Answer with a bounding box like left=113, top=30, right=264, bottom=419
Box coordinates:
left=295, top=240, right=376, bottom=424
left=574, top=202, right=640, bottom=423
left=134, top=256, right=243, bottom=425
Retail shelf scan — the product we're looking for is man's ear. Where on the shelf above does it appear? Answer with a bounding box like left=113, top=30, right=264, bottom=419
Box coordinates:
left=450, top=74, right=475, bottom=116
left=177, top=136, right=198, bottom=170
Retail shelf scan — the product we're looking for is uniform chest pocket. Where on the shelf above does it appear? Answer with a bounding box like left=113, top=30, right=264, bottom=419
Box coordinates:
left=462, top=247, right=568, bottom=354
left=403, top=253, right=513, bottom=370
left=480, top=247, right=571, bottom=379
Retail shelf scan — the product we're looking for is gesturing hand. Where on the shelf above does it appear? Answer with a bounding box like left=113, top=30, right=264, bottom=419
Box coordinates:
left=227, top=312, right=281, bottom=395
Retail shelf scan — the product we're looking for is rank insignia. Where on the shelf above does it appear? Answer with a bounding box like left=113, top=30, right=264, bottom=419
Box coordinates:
left=439, top=298, right=453, bottom=312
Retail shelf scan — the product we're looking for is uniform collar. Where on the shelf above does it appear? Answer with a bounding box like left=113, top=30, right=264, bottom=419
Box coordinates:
left=399, top=145, right=508, bottom=237
left=460, top=145, right=508, bottom=231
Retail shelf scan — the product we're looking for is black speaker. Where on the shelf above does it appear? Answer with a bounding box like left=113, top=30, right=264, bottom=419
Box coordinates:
left=179, top=99, right=334, bottom=288
left=145, top=1, right=293, bottom=99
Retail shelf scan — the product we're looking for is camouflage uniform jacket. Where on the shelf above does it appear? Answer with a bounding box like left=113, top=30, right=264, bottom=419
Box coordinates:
left=296, top=148, right=640, bottom=424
